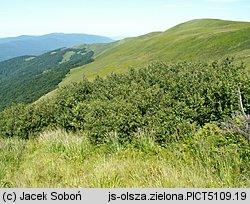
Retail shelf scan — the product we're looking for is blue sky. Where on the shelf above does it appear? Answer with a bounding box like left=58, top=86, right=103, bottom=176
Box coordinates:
left=0, top=0, right=249, bottom=38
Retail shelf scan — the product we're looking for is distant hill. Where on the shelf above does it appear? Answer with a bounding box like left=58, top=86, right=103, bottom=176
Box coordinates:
left=0, top=33, right=113, bottom=61
left=0, top=47, right=94, bottom=110
left=61, top=19, right=250, bottom=84
left=1, top=19, right=250, bottom=110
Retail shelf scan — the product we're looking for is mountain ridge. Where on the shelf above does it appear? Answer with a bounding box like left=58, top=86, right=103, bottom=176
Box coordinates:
left=1, top=18, right=250, bottom=109
left=61, top=18, right=250, bottom=84
left=0, top=33, right=113, bottom=62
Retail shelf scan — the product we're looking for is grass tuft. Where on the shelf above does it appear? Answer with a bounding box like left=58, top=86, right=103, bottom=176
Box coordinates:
left=0, top=126, right=249, bottom=188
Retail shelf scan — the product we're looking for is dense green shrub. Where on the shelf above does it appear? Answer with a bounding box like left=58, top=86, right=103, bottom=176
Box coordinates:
left=54, top=58, right=249, bottom=144
left=0, top=58, right=249, bottom=145
left=0, top=101, right=55, bottom=139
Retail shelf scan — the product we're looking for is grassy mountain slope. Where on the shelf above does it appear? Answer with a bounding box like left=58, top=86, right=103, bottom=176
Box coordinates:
left=61, top=19, right=250, bottom=84
left=0, top=47, right=94, bottom=110
left=0, top=33, right=113, bottom=62
left=1, top=128, right=248, bottom=187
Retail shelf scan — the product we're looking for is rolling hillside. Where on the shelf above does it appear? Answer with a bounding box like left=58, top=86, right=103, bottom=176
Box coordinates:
left=61, top=19, right=250, bottom=84
left=0, top=33, right=113, bottom=62
left=1, top=19, right=250, bottom=109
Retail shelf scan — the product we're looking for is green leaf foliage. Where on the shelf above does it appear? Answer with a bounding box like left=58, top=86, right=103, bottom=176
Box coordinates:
left=0, top=58, right=249, bottom=144
left=0, top=101, right=56, bottom=139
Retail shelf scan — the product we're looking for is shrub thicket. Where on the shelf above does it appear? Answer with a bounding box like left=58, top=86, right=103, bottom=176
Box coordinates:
left=0, top=59, right=249, bottom=144
left=0, top=101, right=56, bottom=139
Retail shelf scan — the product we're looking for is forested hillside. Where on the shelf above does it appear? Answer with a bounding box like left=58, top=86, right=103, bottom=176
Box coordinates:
left=0, top=47, right=94, bottom=110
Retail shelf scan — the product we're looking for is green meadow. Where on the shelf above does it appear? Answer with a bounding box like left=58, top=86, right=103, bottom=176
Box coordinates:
left=1, top=126, right=249, bottom=188
left=61, top=19, right=250, bottom=84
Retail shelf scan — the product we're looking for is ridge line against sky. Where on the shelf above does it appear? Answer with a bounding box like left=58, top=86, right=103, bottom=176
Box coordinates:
left=0, top=0, right=249, bottom=38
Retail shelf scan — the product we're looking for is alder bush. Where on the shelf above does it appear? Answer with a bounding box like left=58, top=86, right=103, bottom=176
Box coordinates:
left=0, top=59, right=249, bottom=145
